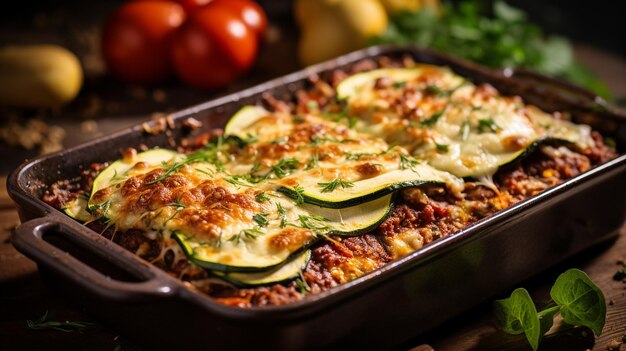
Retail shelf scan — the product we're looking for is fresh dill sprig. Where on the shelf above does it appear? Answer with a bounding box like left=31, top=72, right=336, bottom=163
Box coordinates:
left=255, top=192, right=270, bottom=202
left=276, top=202, right=287, bottom=228
left=317, top=178, right=355, bottom=193
left=225, top=176, right=253, bottom=188
left=227, top=228, right=264, bottom=244
left=420, top=109, right=446, bottom=127
left=26, top=310, right=93, bottom=333
left=478, top=118, right=500, bottom=133
left=398, top=153, right=421, bottom=172
left=252, top=213, right=269, bottom=227
left=298, top=214, right=331, bottom=233
left=293, top=185, right=305, bottom=204
left=269, top=157, right=300, bottom=178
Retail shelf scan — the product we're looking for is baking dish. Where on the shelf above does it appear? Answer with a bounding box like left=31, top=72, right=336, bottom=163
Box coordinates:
left=8, top=45, right=626, bottom=350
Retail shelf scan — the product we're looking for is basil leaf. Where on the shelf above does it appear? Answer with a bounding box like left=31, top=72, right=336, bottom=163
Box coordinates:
left=493, top=288, right=541, bottom=350
left=550, top=268, right=606, bottom=336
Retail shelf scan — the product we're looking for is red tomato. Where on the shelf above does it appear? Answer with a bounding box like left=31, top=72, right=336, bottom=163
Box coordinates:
left=173, top=0, right=211, bottom=14
left=102, top=1, right=185, bottom=84
left=170, top=6, right=258, bottom=89
left=210, top=0, right=268, bottom=40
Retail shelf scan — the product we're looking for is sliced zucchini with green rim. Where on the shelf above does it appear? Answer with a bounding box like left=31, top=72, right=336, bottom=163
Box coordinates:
left=224, top=105, right=271, bottom=139
left=88, top=148, right=182, bottom=209
left=213, top=250, right=310, bottom=287
left=62, top=194, right=92, bottom=222
left=278, top=166, right=462, bottom=209
left=173, top=194, right=394, bottom=272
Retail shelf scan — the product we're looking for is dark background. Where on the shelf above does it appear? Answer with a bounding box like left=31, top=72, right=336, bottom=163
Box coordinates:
left=1, top=0, right=625, bottom=58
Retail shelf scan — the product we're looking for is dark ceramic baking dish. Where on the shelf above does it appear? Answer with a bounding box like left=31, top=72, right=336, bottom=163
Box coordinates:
left=8, top=46, right=626, bottom=350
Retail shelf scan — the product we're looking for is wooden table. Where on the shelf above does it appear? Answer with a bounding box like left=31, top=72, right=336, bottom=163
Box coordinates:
left=1, top=12, right=626, bottom=348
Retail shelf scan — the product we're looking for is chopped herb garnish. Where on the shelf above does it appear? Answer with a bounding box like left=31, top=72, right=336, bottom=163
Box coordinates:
left=296, top=273, right=311, bottom=294
left=225, top=176, right=252, bottom=188
left=269, top=157, right=300, bottom=178
left=26, top=310, right=93, bottom=333
left=460, top=119, right=470, bottom=141
left=298, top=214, right=331, bottom=233
left=311, top=135, right=357, bottom=145
left=89, top=199, right=112, bottom=220
left=270, top=136, right=288, bottom=145
left=425, top=84, right=444, bottom=95
left=399, top=153, right=420, bottom=172
left=318, top=178, right=355, bottom=193
left=276, top=202, right=287, bottom=228
left=255, top=192, right=270, bottom=202
left=478, top=118, right=500, bottom=133
left=435, top=143, right=449, bottom=152
left=420, top=109, right=446, bottom=127
left=305, top=154, right=319, bottom=170
left=293, top=185, right=305, bottom=204
left=392, top=81, right=407, bottom=88
left=252, top=213, right=269, bottom=227
left=227, top=228, right=264, bottom=244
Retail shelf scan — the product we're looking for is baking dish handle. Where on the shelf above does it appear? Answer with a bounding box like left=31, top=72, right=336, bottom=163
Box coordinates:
left=12, top=216, right=179, bottom=302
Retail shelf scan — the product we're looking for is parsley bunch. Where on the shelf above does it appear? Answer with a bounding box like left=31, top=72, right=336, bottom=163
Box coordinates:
left=372, top=1, right=610, bottom=98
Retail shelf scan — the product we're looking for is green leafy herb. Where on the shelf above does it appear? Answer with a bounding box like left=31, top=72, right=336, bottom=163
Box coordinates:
left=420, top=109, right=446, bottom=127
left=26, top=310, right=93, bottom=333
left=225, top=176, right=252, bottom=188
left=89, top=199, right=112, bottom=220
left=392, top=81, right=407, bottom=88
left=460, top=119, right=470, bottom=141
left=494, top=288, right=542, bottom=350
left=276, top=202, right=287, bottom=228
left=270, top=136, right=288, bottom=145
left=550, top=268, right=606, bottom=336
left=425, top=84, right=444, bottom=95
left=371, top=1, right=610, bottom=98
left=305, top=154, right=320, bottom=170
left=493, top=268, right=606, bottom=351
left=296, top=272, right=311, bottom=294
left=478, top=118, right=500, bottom=133
left=399, top=153, right=420, bottom=172
left=269, top=157, right=300, bottom=178
left=298, top=214, right=331, bottom=233
left=293, top=185, right=305, bottom=204
left=318, top=178, right=355, bottom=193
left=255, top=192, right=270, bottom=202
left=227, top=228, right=264, bottom=244
left=311, top=135, right=357, bottom=145
left=435, top=143, right=449, bottom=152
left=252, top=213, right=269, bottom=227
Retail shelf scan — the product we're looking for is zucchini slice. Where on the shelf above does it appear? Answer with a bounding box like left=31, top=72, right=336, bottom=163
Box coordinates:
left=277, top=166, right=462, bottom=208
left=173, top=194, right=393, bottom=272
left=62, top=194, right=92, bottom=222
left=213, top=250, right=310, bottom=287
left=224, top=105, right=273, bottom=140
left=336, top=66, right=594, bottom=178
left=88, top=148, right=182, bottom=209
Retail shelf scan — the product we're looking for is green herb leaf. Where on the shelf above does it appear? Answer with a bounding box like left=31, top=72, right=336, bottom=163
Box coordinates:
left=317, top=178, right=355, bottom=193
left=435, top=143, right=449, bottom=152
left=420, top=109, right=445, bottom=127
left=269, top=157, right=300, bottom=178
left=493, top=288, right=542, bottom=351
left=293, top=185, right=305, bottom=204
left=550, top=268, right=606, bottom=336
left=298, top=214, right=331, bottom=233
left=255, top=192, right=270, bottom=202
left=252, top=213, right=269, bottom=227
left=26, top=310, right=93, bottom=333
left=276, top=202, right=287, bottom=228
left=478, top=118, right=499, bottom=133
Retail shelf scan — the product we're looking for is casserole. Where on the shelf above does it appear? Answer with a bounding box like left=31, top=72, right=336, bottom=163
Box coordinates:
left=8, top=46, right=626, bottom=350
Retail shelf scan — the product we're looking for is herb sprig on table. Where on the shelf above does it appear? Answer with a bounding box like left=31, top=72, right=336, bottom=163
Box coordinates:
left=493, top=268, right=606, bottom=351
left=372, top=1, right=610, bottom=98
left=26, top=310, right=93, bottom=333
